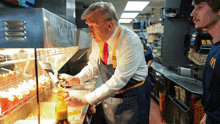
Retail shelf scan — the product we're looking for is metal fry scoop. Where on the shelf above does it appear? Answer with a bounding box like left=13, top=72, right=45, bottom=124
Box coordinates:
left=38, top=61, right=60, bottom=89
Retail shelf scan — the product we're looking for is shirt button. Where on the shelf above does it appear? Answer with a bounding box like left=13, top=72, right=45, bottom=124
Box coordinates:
left=104, top=104, right=108, bottom=108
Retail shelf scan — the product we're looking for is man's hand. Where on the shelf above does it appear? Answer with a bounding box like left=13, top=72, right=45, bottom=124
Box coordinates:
left=58, top=73, right=80, bottom=86
left=87, top=105, right=96, bottom=115
left=64, top=95, right=88, bottom=107
left=200, top=113, right=207, bottom=124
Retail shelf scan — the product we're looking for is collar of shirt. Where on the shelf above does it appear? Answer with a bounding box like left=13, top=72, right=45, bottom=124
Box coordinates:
left=106, top=26, right=119, bottom=49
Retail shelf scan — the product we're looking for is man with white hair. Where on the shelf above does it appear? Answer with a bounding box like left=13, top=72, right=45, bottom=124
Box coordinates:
left=59, top=2, right=151, bottom=123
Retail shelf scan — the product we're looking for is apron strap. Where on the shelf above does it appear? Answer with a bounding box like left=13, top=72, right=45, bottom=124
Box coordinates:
left=99, top=26, right=121, bottom=68
left=115, top=79, right=145, bottom=94
left=112, top=26, right=121, bottom=68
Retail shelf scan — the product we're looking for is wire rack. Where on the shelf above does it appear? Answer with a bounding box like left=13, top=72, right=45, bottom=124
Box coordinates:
left=0, top=72, right=32, bottom=117
left=0, top=47, right=76, bottom=91
left=0, top=47, right=75, bottom=67
left=0, top=47, right=76, bottom=117
left=0, top=73, right=49, bottom=117
left=0, top=72, right=34, bottom=92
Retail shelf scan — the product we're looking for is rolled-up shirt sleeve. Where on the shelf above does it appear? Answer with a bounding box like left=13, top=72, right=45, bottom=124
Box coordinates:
left=75, top=42, right=100, bottom=83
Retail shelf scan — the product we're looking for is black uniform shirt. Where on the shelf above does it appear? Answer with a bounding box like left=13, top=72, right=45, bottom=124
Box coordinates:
left=202, top=41, right=220, bottom=121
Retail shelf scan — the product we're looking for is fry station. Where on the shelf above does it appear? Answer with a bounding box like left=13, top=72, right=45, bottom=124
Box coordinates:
left=0, top=6, right=94, bottom=124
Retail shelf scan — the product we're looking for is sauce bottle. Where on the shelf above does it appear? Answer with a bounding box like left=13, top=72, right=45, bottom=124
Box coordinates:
left=55, top=87, right=69, bottom=124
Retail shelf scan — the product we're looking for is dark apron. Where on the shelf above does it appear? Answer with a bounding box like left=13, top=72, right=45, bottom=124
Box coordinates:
left=206, top=115, right=220, bottom=124
left=98, top=60, right=151, bottom=124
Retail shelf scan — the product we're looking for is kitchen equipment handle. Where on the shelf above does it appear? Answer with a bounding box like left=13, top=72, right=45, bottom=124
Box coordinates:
left=48, top=72, right=59, bottom=87
left=168, top=95, right=190, bottom=113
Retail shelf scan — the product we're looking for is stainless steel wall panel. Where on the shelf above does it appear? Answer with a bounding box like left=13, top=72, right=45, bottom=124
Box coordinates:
left=76, top=30, right=92, bottom=49
left=0, top=8, right=44, bottom=48
left=42, top=8, right=77, bottom=48
left=0, top=8, right=78, bottom=48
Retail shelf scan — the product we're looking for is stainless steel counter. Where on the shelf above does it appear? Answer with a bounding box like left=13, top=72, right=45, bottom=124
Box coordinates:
left=150, top=62, right=203, bottom=95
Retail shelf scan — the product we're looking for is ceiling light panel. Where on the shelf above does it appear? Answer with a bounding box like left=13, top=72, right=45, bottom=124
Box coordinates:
left=119, top=19, right=132, bottom=23
left=121, top=13, right=139, bottom=18
left=124, top=1, right=150, bottom=11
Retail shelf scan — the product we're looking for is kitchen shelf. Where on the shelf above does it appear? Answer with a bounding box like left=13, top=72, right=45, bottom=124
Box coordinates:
left=133, top=29, right=147, bottom=32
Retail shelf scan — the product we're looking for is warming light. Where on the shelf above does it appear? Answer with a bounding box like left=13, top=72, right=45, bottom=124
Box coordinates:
left=121, top=13, right=139, bottom=18
left=119, top=19, right=133, bottom=23
left=124, top=1, right=150, bottom=11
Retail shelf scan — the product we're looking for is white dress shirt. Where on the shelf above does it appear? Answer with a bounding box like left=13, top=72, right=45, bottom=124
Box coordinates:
left=75, top=25, right=148, bottom=105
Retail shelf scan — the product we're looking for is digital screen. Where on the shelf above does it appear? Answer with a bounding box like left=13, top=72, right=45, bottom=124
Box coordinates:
left=133, top=22, right=141, bottom=29
left=5, top=0, right=35, bottom=8
left=133, top=22, right=148, bottom=29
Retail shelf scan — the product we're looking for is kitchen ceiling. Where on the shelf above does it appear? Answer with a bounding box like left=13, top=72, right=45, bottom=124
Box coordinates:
left=75, top=0, right=165, bottom=24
